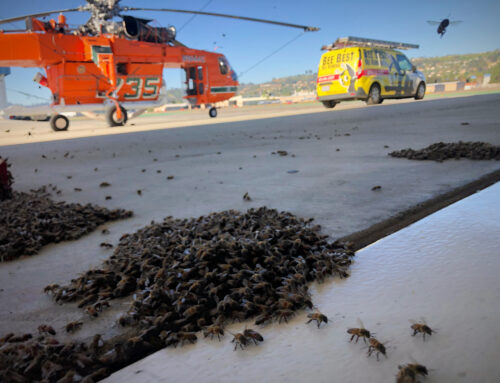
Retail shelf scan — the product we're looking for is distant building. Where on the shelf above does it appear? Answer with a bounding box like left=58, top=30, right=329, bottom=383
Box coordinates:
left=483, top=74, right=491, bottom=85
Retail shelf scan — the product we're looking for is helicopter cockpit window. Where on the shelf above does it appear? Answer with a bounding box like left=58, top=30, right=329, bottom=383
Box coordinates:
left=218, top=57, right=228, bottom=75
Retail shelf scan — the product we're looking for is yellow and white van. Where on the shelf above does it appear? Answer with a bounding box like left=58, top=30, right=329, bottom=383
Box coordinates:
left=316, top=36, right=426, bottom=108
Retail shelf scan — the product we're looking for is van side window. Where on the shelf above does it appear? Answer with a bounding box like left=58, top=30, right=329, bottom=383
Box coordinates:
left=396, top=54, right=412, bottom=72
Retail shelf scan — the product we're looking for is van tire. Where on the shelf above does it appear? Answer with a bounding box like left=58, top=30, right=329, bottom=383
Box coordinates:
left=415, top=82, right=426, bottom=100
left=322, top=100, right=337, bottom=109
left=366, top=84, right=381, bottom=105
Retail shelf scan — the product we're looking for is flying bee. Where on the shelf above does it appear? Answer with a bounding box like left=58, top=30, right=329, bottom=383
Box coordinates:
left=65, top=321, right=83, bottom=333
left=347, top=318, right=372, bottom=343
left=306, top=311, right=328, bottom=328
left=410, top=319, right=435, bottom=341
left=231, top=332, right=248, bottom=351
left=367, top=337, right=387, bottom=361
left=204, top=324, right=225, bottom=341
left=397, top=363, right=429, bottom=383
left=243, top=328, right=264, bottom=345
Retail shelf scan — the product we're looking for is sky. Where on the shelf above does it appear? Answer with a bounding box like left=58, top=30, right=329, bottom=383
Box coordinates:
left=0, top=0, right=499, bottom=105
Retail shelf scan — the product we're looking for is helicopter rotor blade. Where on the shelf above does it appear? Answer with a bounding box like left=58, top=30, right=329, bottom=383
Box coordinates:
left=0, top=8, right=82, bottom=26
left=122, top=7, right=320, bottom=31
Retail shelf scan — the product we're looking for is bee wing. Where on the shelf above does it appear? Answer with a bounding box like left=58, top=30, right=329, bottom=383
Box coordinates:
left=426, top=20, right=441, bottom=25
left=449, top=20, right=463, bottom=25
left=420, top=316, right=428, bottom=324
left=356, top=317, right=365, bottom=329
left=408, top=319, right=418, bottom=324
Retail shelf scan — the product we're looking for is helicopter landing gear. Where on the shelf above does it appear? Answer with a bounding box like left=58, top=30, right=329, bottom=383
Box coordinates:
left=49, top=114, right=69, bottom=132
left=106, top=104, right=128, bottom=127
left=209, top=107, right=217, bottom=118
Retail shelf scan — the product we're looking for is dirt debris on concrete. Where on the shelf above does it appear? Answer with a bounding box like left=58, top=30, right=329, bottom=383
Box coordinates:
left=0, top=189, right=133, bottom=262
left=0, top=207, right=354, bottom=381
left=0, top=157, right=14, bottom=201
left=389, top=141, right=500, bottom=162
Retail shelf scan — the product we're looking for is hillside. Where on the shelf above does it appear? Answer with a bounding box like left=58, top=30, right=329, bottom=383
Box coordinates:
left=164, top=50, right=500, bottom=102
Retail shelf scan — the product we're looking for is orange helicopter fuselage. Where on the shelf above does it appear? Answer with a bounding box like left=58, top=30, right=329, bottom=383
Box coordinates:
left=0, top=23, right=238, bottom=106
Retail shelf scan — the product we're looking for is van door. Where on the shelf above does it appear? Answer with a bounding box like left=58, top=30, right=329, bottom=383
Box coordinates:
left=389, top=53, right=415, bottom=97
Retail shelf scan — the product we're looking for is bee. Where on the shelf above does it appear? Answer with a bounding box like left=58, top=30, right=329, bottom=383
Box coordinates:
left=65, top=321, right=83, bottom=333
left=7, top=333, right=32, bottom=343
left=243, top=329, right=264, bottom=345
left=77, top=294, right=98, bottom=308
left=183, top=304, right=203, bottom=319
left=177, top=332, right=198, bottom=346
left=274, top=309, right=296, bottom=324
left=137, top=189, right=142, bottom=195
left=397, top=363, right=429, bottom=383
left=231, top=332, right=248, bottom=351
left=0, top=333, right=14, bottom=345
left=203, top=324, right=225, bottom=340
left=99, top=182, right=111, bottom=187
left=37, top=324, right=56, bottom=336
left=410, top=319, right=435, bottom=341
left=243, top=192, right=252, bottom=201
left=43, top=284, right=60, bottom=294
left=85, top=306, right=99, bottom=317
left=255, top=313, right=273, bottom=326
left=306, top=311, right=328, bottom=328
left=367, top=338, right=387, bottom=361
left=347, top=318, right=371, bottom=343
left=100, top=242, right=113, bottom=249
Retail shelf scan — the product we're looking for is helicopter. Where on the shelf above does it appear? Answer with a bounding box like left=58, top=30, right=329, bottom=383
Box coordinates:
left=0, top=0, right=318, bottom=131
left=427, top=17, right=463, bottom=38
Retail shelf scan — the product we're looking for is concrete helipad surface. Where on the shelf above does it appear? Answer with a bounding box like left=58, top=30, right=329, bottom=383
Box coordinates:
left=105, top=181, right=500, bottom=383
left=0, top=93, right=499, bottom=370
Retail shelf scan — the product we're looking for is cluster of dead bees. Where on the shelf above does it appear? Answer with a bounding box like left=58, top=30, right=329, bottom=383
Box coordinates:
left=0, top=207, right=355, bottom=382
left=389, top=141, right=500, bottom=162
left=0, top=188, right=133, bottom=262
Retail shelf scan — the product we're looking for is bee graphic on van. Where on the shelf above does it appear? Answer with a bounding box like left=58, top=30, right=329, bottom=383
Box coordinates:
left=338, top=63, right=356, bottom=93
left=317, top=37, right=425, bottom=109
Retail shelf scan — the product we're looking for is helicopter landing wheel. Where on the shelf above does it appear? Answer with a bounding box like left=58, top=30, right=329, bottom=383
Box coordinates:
left=209, top=107, right=217, bottom=118
left=49, top=114, right=69, bottom=132
left=106, top=105, right=128, bottom=127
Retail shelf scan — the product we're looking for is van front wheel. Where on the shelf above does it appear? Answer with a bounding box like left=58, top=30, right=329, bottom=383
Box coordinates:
left=322, top=100, right=337, bottom=109
left=366, top=84, right=381, bottom=105
left=415, top=82, right=426, bottom=100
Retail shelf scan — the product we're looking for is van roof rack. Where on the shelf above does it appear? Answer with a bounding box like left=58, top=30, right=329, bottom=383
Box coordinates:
left=321, top=36, right=419, bottom=51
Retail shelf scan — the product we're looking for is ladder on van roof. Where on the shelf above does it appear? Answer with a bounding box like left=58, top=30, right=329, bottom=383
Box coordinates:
left=321, top=36, right=419, bottom=51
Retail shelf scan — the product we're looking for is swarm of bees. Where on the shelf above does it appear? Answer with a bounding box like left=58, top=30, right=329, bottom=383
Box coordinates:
left=389, top=141, right=500, bottom=162
left=0, top=207, right=349, bottom=380
left=0, top=190, right=132, bottom=262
